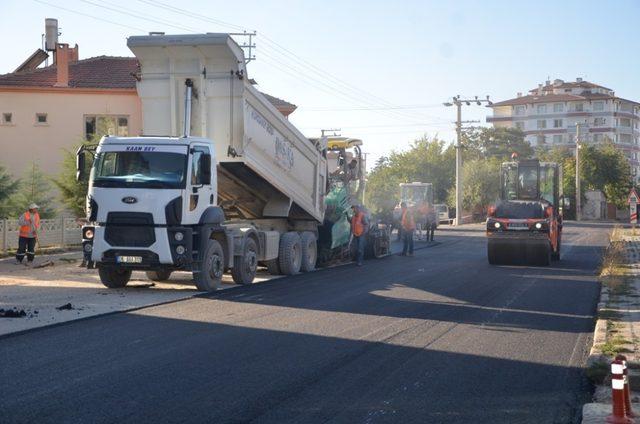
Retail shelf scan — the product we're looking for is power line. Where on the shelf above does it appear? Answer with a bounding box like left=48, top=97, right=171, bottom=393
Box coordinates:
left=32, top=0, right=146, bottom=32
left=300, top=104, right=444, bottom=112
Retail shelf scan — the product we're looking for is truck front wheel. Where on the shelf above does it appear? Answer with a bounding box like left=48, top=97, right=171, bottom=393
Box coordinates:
left=231, top=237, right=258, bottom=285
left=279, top=232, right=302, bottom=275
left=193, top=239, right=224, bottom=291
left=98, top=266, right=132, bottom=288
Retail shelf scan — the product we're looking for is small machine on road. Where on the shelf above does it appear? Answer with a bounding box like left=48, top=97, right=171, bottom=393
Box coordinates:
left=392, top=182, right=435, bottom=239
left=486, top=158, right=562, bottom=266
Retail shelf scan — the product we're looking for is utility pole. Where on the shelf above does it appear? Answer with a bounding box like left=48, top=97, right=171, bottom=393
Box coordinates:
left=444, top=95, right=492, bottom=226
left=575, top=122, right=582, bottom=221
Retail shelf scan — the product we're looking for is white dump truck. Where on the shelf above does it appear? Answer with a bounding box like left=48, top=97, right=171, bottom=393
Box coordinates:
left=78, top=33, right=328, bottom=291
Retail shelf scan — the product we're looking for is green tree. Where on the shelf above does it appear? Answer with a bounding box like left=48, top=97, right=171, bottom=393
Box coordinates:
left=463, top=127, right=533, bottom=161
left=447, top=158, right=501, bottom=216
left=54, top=138, right=94, bottom=217
left=9, top=163, right=56, bottom=218
left=0, top=164, right=20, bottom=218
left=366, top=136, right=455, bottom=216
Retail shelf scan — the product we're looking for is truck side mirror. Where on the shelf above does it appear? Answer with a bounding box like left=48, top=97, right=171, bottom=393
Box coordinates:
left=201, top=154, right=212, bottom=185
left=76, top=148, right=86, bottom=181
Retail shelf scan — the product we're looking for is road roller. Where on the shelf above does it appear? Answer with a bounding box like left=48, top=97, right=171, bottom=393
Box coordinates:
left=486, top=158, right=562, bottom=266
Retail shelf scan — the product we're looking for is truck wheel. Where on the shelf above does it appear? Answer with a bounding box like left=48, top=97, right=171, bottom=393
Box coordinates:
left=278, top=232, right=302, bottom=275
left=300, top=232, right=317, bottom=272
left=146, top=269, right=172, bottom=281
left=231, top=237, right=258, bottom=285
left=193, top=239, right=224, bottom=291
left=265, top=259, right=281, bottom=275
left=98, top=266, right=132, bottom=288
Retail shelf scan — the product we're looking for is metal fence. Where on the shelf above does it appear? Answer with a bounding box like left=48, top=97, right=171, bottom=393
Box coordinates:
left=0, top=217, right=83, bottom=252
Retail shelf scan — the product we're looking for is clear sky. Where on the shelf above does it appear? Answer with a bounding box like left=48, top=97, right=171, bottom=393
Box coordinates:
left=2, top=0, right=639, bottom=166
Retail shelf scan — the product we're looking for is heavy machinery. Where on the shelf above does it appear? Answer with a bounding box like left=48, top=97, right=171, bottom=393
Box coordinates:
left=78, top=33, right=329, bottom=291
left=316, top=136, right=390, bottom=262
left=392, top=182, right=435, bottom=238
left=486, top=158, right=562, bottom=266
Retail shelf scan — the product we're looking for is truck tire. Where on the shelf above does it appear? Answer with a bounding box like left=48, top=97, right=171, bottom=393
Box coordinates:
left=231, top=237, right=258, bottom=285
left=98, top=266, right=132, bottom=288
left=278, top=232, right=302, bottom=275
left=146, top=269, right=172, bottom=281
left=193, top=239, right=224, bottom=291
left=300, top=232, right=317, bottom=272
left=265, top=259, right=281, bottom=275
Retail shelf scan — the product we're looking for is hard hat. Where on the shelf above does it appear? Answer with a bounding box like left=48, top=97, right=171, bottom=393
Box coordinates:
left=28, top=203, right=39, bottom=209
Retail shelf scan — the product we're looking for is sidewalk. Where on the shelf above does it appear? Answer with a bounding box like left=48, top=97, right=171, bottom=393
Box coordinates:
left=583, top=228, right=640, bottom=422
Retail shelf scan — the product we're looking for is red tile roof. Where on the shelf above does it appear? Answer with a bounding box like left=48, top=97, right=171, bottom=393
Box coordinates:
left=0, top=56, right=139, bottom=89
left=528, top=80, right=612, bottom=93
left=0, top=55, right=298, bottom=112
left=491, top=92, right=640, bottom=107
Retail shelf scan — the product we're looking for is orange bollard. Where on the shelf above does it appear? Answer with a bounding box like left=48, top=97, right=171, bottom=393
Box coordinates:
left=616, top=354, right=636, bottom=418
left=608, top=359, right=634, bottom=424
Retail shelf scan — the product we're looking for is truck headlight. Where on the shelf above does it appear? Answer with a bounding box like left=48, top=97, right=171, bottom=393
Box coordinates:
left=83, top=228, right=94, bottom=239
left=174, top=232, right=184, bottom=242
left=176, top=245, right=185, bottom=255
left=83, top=243, right=93, bottom=253
left=535, top=222, right=542, bottom=230
left=494, top=222, right=501, bottom=229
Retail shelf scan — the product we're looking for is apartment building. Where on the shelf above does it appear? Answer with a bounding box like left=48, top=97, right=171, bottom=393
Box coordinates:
left=487, top=78, right=640, bottom=178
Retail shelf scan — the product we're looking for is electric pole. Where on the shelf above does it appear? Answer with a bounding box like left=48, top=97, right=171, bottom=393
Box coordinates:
left=575, top=122, right=582, bottom=221
left=444, top=95, right=492, bottom=226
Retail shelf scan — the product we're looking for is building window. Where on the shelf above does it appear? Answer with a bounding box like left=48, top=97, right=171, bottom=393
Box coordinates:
left=553, top=134, right=563, bottom=144
left=574, top=103, right=584, bottom=112
left=536, top=104, right=547, bottom=114
left=515, top=121, right=525, bottom=130
left=620, top=134, right=632, bottom=144
left=594, top=117, right=606, bottom=126
left=553, top=103, right=564, bottom=113
left=35, top=113, right=47, bottom=125
left=593, top=101, right=605, bottom=111
left=553, top=119, right=563, bottom=128
left=620, top=103, right=633, bottom=112
left=620, top=118, right=632, bottom=127
left=537, top=120, right=546, bottom=129
left=593, top=134, right=603, bottom=143
left=564, top=88, right=572, bottom=93
left=85, top=115, right=129, bottom=140
left=1, top=112, right=12, bottom=124
left=536, top=135, right=546, bottom=145
left=514, top=105, right=525, bottom=116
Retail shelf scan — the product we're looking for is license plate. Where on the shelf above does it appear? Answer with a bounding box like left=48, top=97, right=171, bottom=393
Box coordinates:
left=116, top=256, right=142, bottom=264
left=508, top=222, right=529, bottom=230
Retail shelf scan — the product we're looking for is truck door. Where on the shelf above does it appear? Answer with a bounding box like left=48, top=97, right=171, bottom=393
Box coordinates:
left=186, top=145, right=214, bottom=224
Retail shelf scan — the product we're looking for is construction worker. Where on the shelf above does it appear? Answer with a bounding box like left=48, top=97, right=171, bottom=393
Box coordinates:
left=400, top=202, right=415, bottom=256
left=16, top=203, right=40, bottom=266
left=425, top=203, right=437, bottom=242
left=350, top=204, right=369, bottom=266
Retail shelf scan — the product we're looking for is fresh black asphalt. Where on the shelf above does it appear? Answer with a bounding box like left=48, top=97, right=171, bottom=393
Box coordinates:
left=0, top=222, right=610, bottom=423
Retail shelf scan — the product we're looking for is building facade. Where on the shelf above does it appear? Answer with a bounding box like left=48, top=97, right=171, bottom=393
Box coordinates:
left=487, top=78, right=640, bottom=179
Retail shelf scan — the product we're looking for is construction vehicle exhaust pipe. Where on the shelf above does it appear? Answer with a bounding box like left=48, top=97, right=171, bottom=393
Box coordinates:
left=183, top=79, right=193, bottom=137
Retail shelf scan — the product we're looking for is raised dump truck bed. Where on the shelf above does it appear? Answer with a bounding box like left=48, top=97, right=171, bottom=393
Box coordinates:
left=128, top=34, right=327, bottom=223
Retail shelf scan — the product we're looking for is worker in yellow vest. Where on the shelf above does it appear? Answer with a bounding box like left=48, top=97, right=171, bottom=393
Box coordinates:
left=15, top=203, right=40, bottom=266
left=350, top=204, right=369, bottom=266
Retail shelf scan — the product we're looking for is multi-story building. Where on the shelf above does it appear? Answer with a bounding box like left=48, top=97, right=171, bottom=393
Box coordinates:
left=487, top=78, right=640, bottom=178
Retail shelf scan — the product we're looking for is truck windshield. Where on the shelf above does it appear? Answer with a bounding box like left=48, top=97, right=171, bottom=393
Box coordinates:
left=91, top=151, right=187, bottom=189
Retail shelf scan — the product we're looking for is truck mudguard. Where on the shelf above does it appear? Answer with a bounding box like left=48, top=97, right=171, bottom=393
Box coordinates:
left=199, top=206, right=225, bottom=225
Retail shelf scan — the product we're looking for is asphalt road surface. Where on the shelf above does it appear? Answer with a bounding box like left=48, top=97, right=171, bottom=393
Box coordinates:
left=0, top=222, right=610, bottom=424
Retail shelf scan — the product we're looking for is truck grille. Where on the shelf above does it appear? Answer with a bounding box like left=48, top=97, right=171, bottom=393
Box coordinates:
left=105, top=212, right=156, bottom=247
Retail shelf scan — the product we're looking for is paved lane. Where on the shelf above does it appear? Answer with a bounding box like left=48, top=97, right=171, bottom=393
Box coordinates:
left=0, top=222, right=610, bottom=423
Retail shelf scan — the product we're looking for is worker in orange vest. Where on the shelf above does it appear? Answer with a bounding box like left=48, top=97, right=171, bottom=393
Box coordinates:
left=15, top=203, right=40, bottom=266
left=350, top=204, right=369, bottom=266
left=400, top=202, right=416, bottom=256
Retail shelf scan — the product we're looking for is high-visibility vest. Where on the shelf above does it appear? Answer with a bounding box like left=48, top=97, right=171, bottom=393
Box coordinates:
left=401, top=209, right=415, bottom=231
left=351, top=212, right=365, bottom=237
left=19, top=211, right=40, bottom=238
